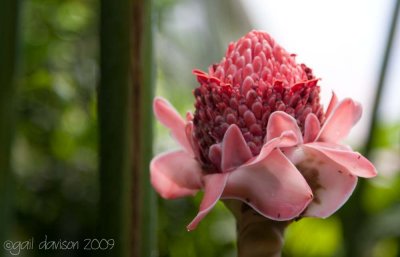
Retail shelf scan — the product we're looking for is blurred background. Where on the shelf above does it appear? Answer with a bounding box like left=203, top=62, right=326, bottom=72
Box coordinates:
left=1, top=0, right=400, bottom=256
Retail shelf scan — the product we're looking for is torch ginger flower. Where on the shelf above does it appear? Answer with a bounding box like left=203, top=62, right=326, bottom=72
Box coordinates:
left=150, top=30, right=377, bottom=231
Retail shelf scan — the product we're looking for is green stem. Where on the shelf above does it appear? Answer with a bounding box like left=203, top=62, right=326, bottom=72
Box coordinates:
left=224, top=200, right=288, bottom=257
left=0, top=0, right=20, bottom=249
left=131, top=0, right=156, bottom=256
left=98, top=0, right=133, bottom=256
left=98, top=0, right=155, bottom=256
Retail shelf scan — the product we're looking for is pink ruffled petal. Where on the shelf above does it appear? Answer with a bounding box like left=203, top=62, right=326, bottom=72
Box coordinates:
left=244, top=111, right=302, bottom=168
left=150, top=150, right=202, bottom=199
left=266, top=111, right=303, bottom=143
left=325, top=91, right=339, bottom=118
left=221, top=124, right=253, bottom=172
left=222, top=149, right=313, bottom=221
left=245, top=131, right=298, bottom=167
left=303, top=113, right=321, bottom=143
left=303, top=142, right=377, bottom=178
left=295, top=147, right=358, bottom=218
left=283, top=146, right=307, bottom=165
left=317, top=98, right=362, bottom=143
left=153, top=97, right=193, bottom=154
left=187, top=173, right=229, bottom=231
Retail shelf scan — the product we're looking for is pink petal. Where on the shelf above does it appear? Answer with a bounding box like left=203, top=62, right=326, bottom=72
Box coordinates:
left=221, top=124, right=253, bottom=172
left=209, top=144, right=222, bottom=169
left=266, top=111, right=303, bottom=143
left=283, top=145, right=307, bottom=165
left=303, top=113, right=320, bottom=143
left=317, top=98, right=362, bottom=143
left=303, top=142, right=377, bottom=178
left=186, top=111, right=194, bottom=122
left=325, top=91, right=338, bottom=118
left=245, top=131, right=298, bottom=167
left=187, top=173, right=229, bottom=231
left=150, top=150, right=202, bottom=199
left=153, top=97, right=193, bottom=154
left=185, top=121, right=200, bottom=159
left=222, top=149, right=313, bottom=221
left=295, top=147, right=358, bottom=218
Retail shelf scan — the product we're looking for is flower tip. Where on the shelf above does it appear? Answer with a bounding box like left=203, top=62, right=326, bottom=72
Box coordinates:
left=186, top=111, right=194, bottom=121
left=192, top=69, right=209, bottom=83
left=225, top=123, right=240, bottom=134
left=325, top=91, right=339, bottom=117
left=364, top=163, right=378, bottom=178
left=343, top=98, right=363, bottom=124
left=152, top=96, right=168, bottom=116
left=192, top=69, right=206, bottom=75
left=152, top=96, right=163, bottom=107
left=186, top=222, right=196, bottom=232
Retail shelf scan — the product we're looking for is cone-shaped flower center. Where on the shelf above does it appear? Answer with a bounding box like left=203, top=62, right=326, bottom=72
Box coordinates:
left=193, top=31, right=325, bottom=171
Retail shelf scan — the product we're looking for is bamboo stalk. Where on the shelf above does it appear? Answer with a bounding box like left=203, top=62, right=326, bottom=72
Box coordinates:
left=98, top=0, right=133, bottom=256
left=99, top=0, right=155, bottom=256
left=0, top=0, right=20, bottom=249
left=131, top=0, right=156, bottom=256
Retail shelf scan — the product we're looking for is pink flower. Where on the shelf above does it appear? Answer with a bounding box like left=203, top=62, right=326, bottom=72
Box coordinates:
left=150, top=30, right=377, bottom=231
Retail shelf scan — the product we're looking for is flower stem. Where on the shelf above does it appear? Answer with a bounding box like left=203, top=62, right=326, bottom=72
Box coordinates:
left=224, top=200, right=289, bottom=257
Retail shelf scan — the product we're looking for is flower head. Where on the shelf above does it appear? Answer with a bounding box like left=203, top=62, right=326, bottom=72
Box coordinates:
left=151, top=30, right=377, bottom=231
left=192, top=30, right=323, bottom=171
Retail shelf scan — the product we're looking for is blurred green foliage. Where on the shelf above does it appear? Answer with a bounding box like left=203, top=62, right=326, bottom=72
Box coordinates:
left=11, top=0, right=98, bottom=255
left=3, top=0, right=400, bottom=256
